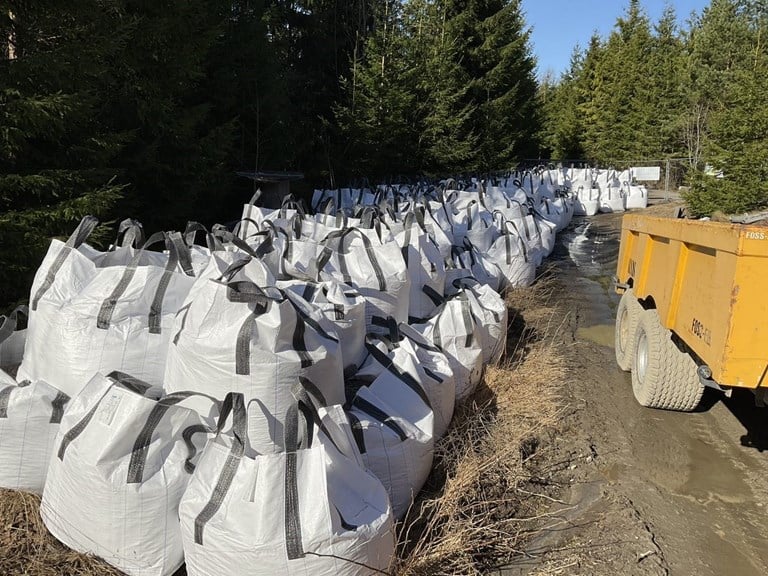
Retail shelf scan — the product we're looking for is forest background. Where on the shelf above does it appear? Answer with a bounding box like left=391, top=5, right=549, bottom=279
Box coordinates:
left=1, top=0, right=766, bottom=307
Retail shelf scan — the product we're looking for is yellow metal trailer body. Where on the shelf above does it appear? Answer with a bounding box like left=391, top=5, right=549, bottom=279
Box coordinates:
left=616, top=214, right=768, bottom=390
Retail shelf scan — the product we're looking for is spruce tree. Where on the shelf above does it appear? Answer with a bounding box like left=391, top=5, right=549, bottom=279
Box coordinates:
left=582, top=0, right=654, bottom=163
left=335, top=0, right=420, bottom=178
left=406, top=0, right=477, bottom=174
left=107, top=0, right=236, bottom=229
left=0, top=2, right=126, bottom=308
left=685, top=0, right=768, bottom=215
left=537, top=47, right=587, bottom=160
left=445, top=0, right=540, bottom=171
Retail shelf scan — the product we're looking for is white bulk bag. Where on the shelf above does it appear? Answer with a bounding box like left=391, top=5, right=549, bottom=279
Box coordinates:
left=239, top=190, right=305, bottom=239
left=446, top=278, right=508, bottom=365
left=0, top=305, right=28, bottom=367
left=598, top=171, right=625, bottom=213
left=41, top=372, right=215, bottom=576
left=347, top=382, right=433, bottom=519
left=426, top=199, right=459, bottom=245
left=317, top=227, right=410, bottom=330
left=624, top=181, right=649, bottom=209
left=450, top=239, right=504, bottom=293
left=414, top=290, right=484, bottom=402
left=180, top=391, right=395, bottom=576
left=519, top=213, right=545, bottom=267
left=356, top=320, right=454, bottom=438
left=538, top=214, right=557, bottom=258
left=396, top=323, right=456, bottom=437
left=278, top=279, right=367, bottom=374
left=164, top=256, right=344, bottom=454
left=462, top=201, right=498, bottom=253
left=19, top=220, right=201, bottom=397
left=411, top=201, right=453, bottom=260
left=0, top=370, right=70, bottom=492
left=486, top=214, right=535, bottom=290
left=537, top=198, right=566, bottom=232
left=395, top=211, right=446, bottom=321
left=485, top=187, right=528, bottom=224
left=572, top=180, right=600, bottom=216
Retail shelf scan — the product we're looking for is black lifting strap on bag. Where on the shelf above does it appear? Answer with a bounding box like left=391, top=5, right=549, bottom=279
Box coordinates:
left=32, top=215, right=99, bottom=310
left=193, top=391, right=248, bottom=546
left=126, top=389, right=221, bottom=484
left=227, top=282, right=338, bottom=376
left=113, top=218, right=145, bottom=249
left=283, top=382, right=333, bottom=561
left=317, top=227, right=387, bottom=292
left=96, top=231, right=195, bottom=334
left=363, top=336, right=432, bottom=410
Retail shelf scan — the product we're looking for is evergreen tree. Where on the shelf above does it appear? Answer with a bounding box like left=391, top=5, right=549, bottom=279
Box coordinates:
left=406, top=0, right=477, bottom=174
left=646, top=5, right=688, bottom=157
left=582, top=0, right=654, bottom=163
left=0, top=2, right=126, bottom=308
left=106, top=0, right=236, bottom=229
left=445, top=0, right=540, bottom=171
left=205, top=1, right=293, bottom=218
left=335, top=0, right=420, bottom=178
left=264, top=0, right=374, bottom=183
left=538, top=47, right=587, bottom=160
left=685, top=0, right=768, bottom=215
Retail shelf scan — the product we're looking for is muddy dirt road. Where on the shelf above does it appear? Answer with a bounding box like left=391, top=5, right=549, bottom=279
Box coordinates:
left=506, top=210, right=768, bottom=576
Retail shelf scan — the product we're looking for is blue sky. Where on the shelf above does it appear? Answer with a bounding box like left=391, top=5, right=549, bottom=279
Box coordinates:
left=521, top=0, right=712, bottom=78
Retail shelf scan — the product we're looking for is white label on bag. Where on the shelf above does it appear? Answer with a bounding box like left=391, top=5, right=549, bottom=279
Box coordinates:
left=99, top=392, right=123, bottom=426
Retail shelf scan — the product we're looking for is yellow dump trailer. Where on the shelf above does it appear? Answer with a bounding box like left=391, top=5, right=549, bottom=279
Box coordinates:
left=614, top=214, right=768, bottom=411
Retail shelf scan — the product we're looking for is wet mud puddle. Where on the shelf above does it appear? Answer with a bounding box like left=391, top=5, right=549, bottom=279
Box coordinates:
left=553, top=218, right=621, bottom=346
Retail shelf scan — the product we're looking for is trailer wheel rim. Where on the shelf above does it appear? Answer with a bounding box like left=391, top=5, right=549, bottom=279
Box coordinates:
left=619, top=307, right=630, bottom=353
left=636, top=330, right=649, bottom=384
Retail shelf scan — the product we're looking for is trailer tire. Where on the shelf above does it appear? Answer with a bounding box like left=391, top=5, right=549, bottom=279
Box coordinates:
left=615, top=289, right=642, bottom=371
left=632, top=309, right=704, bottom=411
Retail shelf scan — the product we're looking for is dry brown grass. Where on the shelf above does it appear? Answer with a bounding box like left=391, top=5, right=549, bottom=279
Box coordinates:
left=0, top=489, right=121, bottom=576
left=0, top=272, right=568, bottom=576
left=394, top=271, right=568, bottom=575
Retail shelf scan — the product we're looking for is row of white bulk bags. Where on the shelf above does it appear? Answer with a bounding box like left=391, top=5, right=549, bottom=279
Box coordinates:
left=41, top=371, right=217, bottom=576
left=0, top=369, right=69, bottom=492
left=180, top=390, right=395, bottom=576
left=164, top=253, right=345, bottom=454
left=18, top=217, right=205, bottom=398
left=0, top=304, right=27, bottom=366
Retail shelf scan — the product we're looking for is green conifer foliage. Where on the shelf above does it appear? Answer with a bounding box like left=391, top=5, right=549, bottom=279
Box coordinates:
left=0, top=2, right=126, bottom=307
left=685, top=0, right=768, bottom=215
